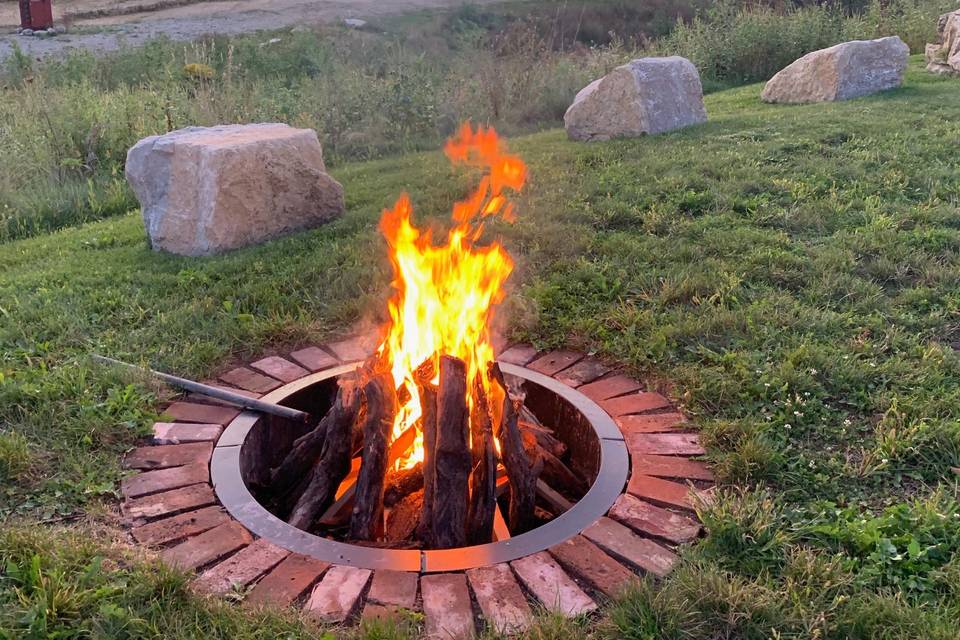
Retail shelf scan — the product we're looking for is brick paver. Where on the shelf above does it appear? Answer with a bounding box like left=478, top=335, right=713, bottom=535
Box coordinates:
left=123, top=442, right=212, bottom=470
left=510, top=552, right=596, bottom=617
left=527, top=351, right=583, bottom=376
left=549, top=535, right=637, bottom=598
left=367, top=570, right=418, bottom=608
left=421, top=573, right=475, bottom=639
left=250, top=356, right=309, bottom=383
left=327, top=336, right=376, bottom=363
left=466, top=564, right=533, bottom=634
left=582, top=517, right=678, bottom=578
left=219, top=367, right=282, bottom=394
left=290, top=346, right=338, bottom=372
left=132, top=505, right=229, bottom=545
left=305, top=565, right=372, bottom=624
left=152, top=422, right=223, bottom=444
left=121, top=463, right=209, bottom=499
left=577, top=375, right=642, bottom=402
left=601, top=392, right=672, bottom=417
left=161, top=521, right=252, bottom=571
left=195, top=538, right=291, bottom=595
left=632, top=453, right=713, bottom=481
left=164, top=402, right=240, bottom=425
left=245, top=554, right=330, bottom=608
left=607, top=494, right=701, bottom=544
left=122, top=483, right=216, bottom=521
left=627, top=474, right=705, bottom=512
left=626, top=433, right=705, bottom=456
left=554, top=358, right=610, bottom=387
left=616, top=413, right=689, bottom=434
left=497, top=345, right=539, bottom=366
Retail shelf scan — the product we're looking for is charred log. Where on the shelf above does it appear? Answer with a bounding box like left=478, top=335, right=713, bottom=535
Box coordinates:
left=430, top=355, right=471, bottom=549
left=287, top=377, right=362, bottom=530
left=385, top=489, right=424, bottom=543
left=349, top=372, right=398, bottom=540
left=466, top=373, right=497, bottom=545
left=415, top=361, right=439, bottom=542
left=384, top=463, right=424, bottom=507
left=491, top=363, right=542, bottom=534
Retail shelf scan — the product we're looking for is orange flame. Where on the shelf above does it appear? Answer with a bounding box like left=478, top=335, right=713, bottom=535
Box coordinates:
left=377, top=123, right=527, bottom=469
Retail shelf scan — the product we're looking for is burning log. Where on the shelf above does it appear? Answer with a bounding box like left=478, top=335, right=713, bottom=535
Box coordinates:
left=466, top=373, right=497, bottom=545
left=416, top=362, right=439, bottom=542
left=287, top=377, right=362, bottom=531
left=385, top=489, right=424, bottom=543
left=492, top=363, right=543, bottom=533
left=384, top=462, right=424, bottom=507
left=521, top=430, right=588, bottom=497
left=270, top=381, right=360, bottom=500
left=349, top=372, right=399, bottom=540
left=429, top=355, right=471, bottom=549
left=518, top=407, right=567, bottom=459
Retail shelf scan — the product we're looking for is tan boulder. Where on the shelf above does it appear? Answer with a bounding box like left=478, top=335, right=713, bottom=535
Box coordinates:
left=925, top=10, right=960, bottom=75
left=761, top=36, right=908, bottom=103
left=126, top=123, right=344, bottom=256
left=564, top=56, right=707, bottom=141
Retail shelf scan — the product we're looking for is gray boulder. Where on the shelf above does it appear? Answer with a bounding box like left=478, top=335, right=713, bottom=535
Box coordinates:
left=564, top=56, right=707, bottom=141
left=762, top=36, right=908, bottom=103
left=925, top=10, right=960, bottom=75
left=126, top=123, right=344, bottom=256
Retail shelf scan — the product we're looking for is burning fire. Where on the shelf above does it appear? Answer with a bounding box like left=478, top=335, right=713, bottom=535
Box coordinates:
left=376, top=124, right=527, bottom=469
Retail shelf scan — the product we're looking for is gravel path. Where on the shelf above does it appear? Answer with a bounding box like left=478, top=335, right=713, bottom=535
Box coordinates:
left=0, top=0, right=502, bottom=61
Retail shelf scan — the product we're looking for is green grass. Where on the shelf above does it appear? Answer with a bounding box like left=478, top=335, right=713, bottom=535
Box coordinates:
left=2, top=58, right=960, bottom=637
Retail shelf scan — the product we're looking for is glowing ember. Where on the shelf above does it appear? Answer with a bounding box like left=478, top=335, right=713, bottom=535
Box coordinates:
left=376, top=123, right=527, bottom=469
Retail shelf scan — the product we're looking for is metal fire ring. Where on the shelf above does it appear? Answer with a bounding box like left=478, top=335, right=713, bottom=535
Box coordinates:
left=211, top=362, right=629, bottom=573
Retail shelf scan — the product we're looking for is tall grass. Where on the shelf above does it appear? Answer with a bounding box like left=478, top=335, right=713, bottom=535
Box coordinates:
left=0, top=0, right=953, bottom=242
left=656, top=0, right=955, bottom=88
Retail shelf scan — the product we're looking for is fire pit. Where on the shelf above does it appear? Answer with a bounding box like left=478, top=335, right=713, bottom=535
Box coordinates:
left=119, top=124, right=714, bottom=632
left=211, top=361, right=629, bottom=571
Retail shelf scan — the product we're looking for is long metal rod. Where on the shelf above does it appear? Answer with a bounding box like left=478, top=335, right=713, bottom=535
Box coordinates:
left=92, top=354, right=313, bottom=424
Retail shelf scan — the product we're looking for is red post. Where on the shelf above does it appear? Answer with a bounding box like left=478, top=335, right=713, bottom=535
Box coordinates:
left=29, top=0, right=54, bottom=29
left=18, top=0, right=31, bottom=29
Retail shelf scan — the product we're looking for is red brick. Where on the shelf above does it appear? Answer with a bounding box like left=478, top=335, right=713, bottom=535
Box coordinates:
left=195, top=538, right=290, bottom=595
left=626, top=433, right=705, bottom=457
left=219, top=367, right=282, bottom=394
left=362, top=603, right=407, bottom=622
left=549, top=535, right=638, bottom=598
left=250, top=356, right=309, bottom=383
left=245, top=554, right=330, bottom=608
left=189, top=382, right=261, bottom=404
left=627, top=475, right=707, bottom=512
left=554, top=358, right=610, bottom=388
left=466, top=564, right=533, bottom=634
left=123, top=483, right=216, bottom=521
left=152, top=422, right=223, bottom=444
left=164, top=402, right=240, bottom=426
left=601, top=392, right=672, bottom=417
left=123, top=442, right=212, bottom=470
left=510, top=552, right=596, bottom=617
left=290, top=346, right=338, bottom=372
left=607, top=494, right=701, bottom=544
left=421, top=573, right=475, bottom=639
left=577, top=375, right=642, bottom=402
left=327, top=335, right=376, bottom=363
left=616, top=413, right=689, bottom=434
left=305, top=565, right=372, bottom=624
left=132, top=506, right=229, bottom=546
left=582, top=517, right=678, bottom=578
left=632, top=453, right=713, bottom=481
left=367, top=570, right=418, bottom=608
left=161, top=521, right=252, bottom=571
left=497, top=345, right=538, bottom=366
left=121, top=463, right=209, bottom=499
left=527, top=351, right=583, bottom=376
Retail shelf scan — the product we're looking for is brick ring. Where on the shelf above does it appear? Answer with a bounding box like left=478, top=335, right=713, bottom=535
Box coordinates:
left=121, top=337, right=714, bottom=635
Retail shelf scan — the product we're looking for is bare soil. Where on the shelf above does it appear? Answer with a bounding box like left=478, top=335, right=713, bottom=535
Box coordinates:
left=0, top=0, right=506, bottom=61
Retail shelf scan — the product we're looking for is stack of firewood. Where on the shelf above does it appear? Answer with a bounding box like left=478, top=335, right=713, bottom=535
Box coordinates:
left=265, top=355, right=585, bottom=549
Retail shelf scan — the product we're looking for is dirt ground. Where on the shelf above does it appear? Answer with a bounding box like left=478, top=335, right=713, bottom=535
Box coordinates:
left=0, top=0, right=506, bottom=61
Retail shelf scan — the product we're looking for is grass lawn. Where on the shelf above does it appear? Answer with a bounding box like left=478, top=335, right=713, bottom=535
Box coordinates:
left=2, top=58, right=959, bottom=638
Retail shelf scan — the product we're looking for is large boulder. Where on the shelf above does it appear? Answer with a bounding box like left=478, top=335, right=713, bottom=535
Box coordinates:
left=761, top=36, right=908, bottom=103
left=925, top=10, right=960, bottom=75
left=126, top=123, right=344, bottom=256
left=564, top=56, right=707, bottom=141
